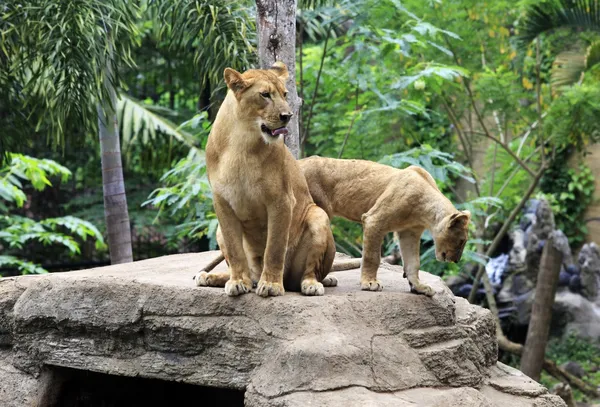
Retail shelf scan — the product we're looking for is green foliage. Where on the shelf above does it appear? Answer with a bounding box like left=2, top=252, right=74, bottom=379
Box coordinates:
left=379, top=144, right=475, bottom=188
left=144, top=147, right=218, bottom=249
left=0, top=154, right=71, bottom=210
left=544, top=83, right=600, bottom=151
left=0, top=155, right=106, bottom=275
left=540, top=158, right=596, bottom=247
left=156, top=0, right=256, bottom=89
left=540, top=333, right=600, bottom=402
left=0, top=0, right=141, bottom=148
left=299, top=0, right=469, bottom=159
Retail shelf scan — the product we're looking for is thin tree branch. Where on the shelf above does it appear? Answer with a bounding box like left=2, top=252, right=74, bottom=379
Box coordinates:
left=442, top=97, right=481, bottom=197
left=516, top=112, right=548, bottom=157
left=495, top=146, right=541, bottom=198
left=498, top=335, right=600, bottom=398
left=444, top=36, right=536, bottom=178
left=468, top=166, right=547, bottom=303
left=338, top=83, right=360, bottom=159
left=536, top=37, right=545, bottom=166
left=301, top=26, right=331, bottom=148
left=489, top=142, right=497, bottom=196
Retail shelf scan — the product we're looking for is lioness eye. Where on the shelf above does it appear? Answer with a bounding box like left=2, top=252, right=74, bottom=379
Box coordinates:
left=283, top=91, right=288, bottom=98
left=260, top=92, right=271, bottom=99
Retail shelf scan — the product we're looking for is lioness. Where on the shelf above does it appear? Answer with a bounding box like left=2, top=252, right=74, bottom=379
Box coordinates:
left=196, top=62, right=336, bottom=297
left=299, top=156, right=471, bottom=296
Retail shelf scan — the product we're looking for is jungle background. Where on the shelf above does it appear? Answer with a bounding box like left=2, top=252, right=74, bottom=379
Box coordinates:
left=1, top=0, right=600, bottom=404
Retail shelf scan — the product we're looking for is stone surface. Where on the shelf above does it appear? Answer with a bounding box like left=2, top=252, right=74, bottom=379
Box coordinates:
left=0, top=251, right=565, bottom=406
left=552, top=290, right=600, bottom=340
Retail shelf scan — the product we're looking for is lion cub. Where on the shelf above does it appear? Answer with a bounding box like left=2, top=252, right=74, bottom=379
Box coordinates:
left=195, top=62, right=335, bottom=297
left=299, top=156, right=471, bottom=296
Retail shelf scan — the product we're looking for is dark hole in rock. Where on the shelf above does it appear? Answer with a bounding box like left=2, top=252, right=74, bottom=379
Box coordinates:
left=48, top=366, right=245, bottom=407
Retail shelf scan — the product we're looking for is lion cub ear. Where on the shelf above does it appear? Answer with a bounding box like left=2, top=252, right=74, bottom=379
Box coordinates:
left=224, top=68, right=248, bottom=93
left=269, top=61, right=289, bottom=81
left=448, top=210, right=471, bottom=229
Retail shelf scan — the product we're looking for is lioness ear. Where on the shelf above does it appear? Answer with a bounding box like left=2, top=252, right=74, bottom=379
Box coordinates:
left=269, top=61, right=289, bottom=81
left=224, top=68, right=248, bottom=93
left=448, top=210, right=471, bottom=229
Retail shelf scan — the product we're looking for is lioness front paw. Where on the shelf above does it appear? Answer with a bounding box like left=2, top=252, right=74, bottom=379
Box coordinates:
left=322, top=276, right=338, bottom=287
left=256, top=281, right=285, bottom=297
left=361, top=279, right=383, bottom=291
left=301, top=279, right=325, bottom=296
left=224, top=279, right=251, bottom=296
left=410, top=282, right=436, bottom=297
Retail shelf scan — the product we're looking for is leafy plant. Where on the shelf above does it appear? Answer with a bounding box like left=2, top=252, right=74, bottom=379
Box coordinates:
left=540, top=157, right=596, bottom=247
left=0, top=154, right=106, bottom=275
left=540, top=333, right=600, bottom=402
left=144, top=146, right=218, bottom=249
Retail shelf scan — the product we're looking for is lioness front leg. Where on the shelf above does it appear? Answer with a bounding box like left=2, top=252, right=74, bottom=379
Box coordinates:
left=398, top=229, right=435, bottom=297
left=213, top=195, right=252, bottom=296
left=360, top=214, right=386, bottom=291
left=256, top=200, right=293, bottom=297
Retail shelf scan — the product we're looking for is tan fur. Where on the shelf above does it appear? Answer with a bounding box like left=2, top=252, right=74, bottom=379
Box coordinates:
left=299, top=156, right=471, bottom=296
left=194, top=62, right=335, bottom=297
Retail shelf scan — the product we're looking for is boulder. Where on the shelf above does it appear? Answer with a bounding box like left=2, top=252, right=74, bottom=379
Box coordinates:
left=0, top=251, right=565, bottom=406
left=552, top=289, right=600, bottom=340
left=579, top=242, right=600, bottom=302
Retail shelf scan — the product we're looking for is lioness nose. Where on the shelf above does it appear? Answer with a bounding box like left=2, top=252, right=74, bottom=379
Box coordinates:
left=280, top=112, right=293, bottom=124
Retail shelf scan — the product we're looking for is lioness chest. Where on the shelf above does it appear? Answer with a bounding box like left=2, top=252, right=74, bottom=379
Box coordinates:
left=209, top=150, right=283, bottom=223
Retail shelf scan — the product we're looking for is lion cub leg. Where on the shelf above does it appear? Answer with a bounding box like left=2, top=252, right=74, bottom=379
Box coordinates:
left=398, top=229, right=435, bottom=297
left=360, top=214, right=386, bottom=291
left=294, top=206, right=336, bottom=296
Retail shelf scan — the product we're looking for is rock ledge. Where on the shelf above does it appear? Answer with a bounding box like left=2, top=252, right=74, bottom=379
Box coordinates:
left=0, top=251, right=565, bottom=406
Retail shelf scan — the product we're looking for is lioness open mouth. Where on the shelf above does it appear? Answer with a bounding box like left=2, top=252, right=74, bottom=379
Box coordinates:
left=261, top=124, right=288, bottom=138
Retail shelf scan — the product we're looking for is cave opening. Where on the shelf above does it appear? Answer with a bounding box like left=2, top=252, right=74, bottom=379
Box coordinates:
left=47, top=366, right=245, bottom=407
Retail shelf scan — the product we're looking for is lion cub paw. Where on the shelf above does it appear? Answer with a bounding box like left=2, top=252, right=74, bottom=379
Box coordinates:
left=410, top=283, right=436, bottom=297
left=322, top=276, right=338, bottom=287
left=224, top=279, right=251, bottom=296
left=301, top=279, right=325, bottom=296
left=256, top=281, right=285, bottom=297
left=361, top=279, right=384, bottom=291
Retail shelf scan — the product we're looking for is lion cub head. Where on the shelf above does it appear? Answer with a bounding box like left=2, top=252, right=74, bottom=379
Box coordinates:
left=432, top=211, right=471, bottom=263
left=223, top=62, right=293, bottom=144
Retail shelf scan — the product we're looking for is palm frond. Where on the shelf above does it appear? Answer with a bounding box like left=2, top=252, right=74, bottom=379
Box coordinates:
left=518, top=0, right=600, bottom=45
left=117, top=93, right=196, bottom=152
left=551, top=40, right=600, bottom=90
left=551, top=51, right=587, bottom=88
left=0, top=0, right=140, bottom=147
left=155, top=0, right=256, bottom=89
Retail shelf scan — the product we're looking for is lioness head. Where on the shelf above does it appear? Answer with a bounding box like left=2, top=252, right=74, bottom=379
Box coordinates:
left=223, top=62, right=293, bottom=144
left=432, top=210, right=471, bottom=263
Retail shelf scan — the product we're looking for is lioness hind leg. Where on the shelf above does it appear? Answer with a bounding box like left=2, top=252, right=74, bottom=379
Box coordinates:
left=398, top=229, right=435, bottom=297
left=322, top=276, right=338, bottom=287
left=195, top=271, right=230, bottom=287
left=298, top=206, right=335, bottom=296
left=360, top=214, right=386, bottom=292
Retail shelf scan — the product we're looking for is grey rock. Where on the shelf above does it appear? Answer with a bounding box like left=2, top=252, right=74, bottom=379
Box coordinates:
left=579, top=242, right=600, bottom=302
left=552, top=290, right=600, bottom=340
left=0, top=251, right=565, bottom=406
left=561, top=361, right=586, bottom=379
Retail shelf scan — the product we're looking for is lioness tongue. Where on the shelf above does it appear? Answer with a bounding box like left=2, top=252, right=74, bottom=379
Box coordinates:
left=272, top=127, right=288, bottom=136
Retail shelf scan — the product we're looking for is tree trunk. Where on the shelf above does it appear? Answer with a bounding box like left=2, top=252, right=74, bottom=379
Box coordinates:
left=255, top=0, right=300, bottom=158
left=97, top=48, right=133, bottom=265
left=520, top=231, right=563, bottom=381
